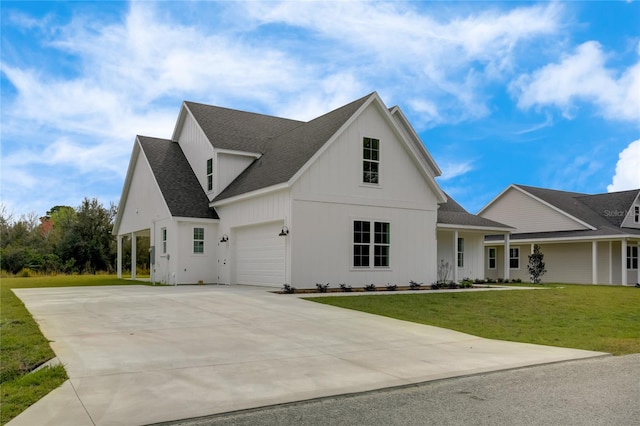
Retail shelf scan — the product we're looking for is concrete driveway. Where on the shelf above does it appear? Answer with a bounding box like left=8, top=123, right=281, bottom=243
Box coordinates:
left=10, top=285, right=606, bottom=426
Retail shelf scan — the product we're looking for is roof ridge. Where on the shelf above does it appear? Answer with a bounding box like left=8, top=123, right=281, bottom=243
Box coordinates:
left=183, top=100, right=304, bottom=124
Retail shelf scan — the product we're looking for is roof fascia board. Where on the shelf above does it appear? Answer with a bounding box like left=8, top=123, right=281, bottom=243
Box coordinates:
left=477, top=185, right=596, bottom=230
left=388, top=105, right=442, bottom=177
left=484, top=234, right=640, bottom=244
left=113, top=137, right=173, bottom=235
left=173, top=217, right=220, bottom=223
left=170, top=102, right=188, bottom=142
left=112, top=141, right=140, bottom=235
left=437, top=223, right=513, bottom=232
left=216, top=148, right=262, bottom=158
left=211, top=183, right=288, bottom=207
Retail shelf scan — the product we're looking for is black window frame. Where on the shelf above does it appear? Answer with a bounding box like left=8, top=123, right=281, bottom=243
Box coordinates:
left=362, top=137, right=380, bottom=184
left=353, top=220, right=390, bottom=268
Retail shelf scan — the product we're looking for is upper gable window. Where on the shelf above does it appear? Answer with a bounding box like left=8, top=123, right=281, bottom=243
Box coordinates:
left=635, top=206, right=639, bottom=223
left=362, top=137, right=379, bottom=184
left=206, top=158, right=213, bottom=191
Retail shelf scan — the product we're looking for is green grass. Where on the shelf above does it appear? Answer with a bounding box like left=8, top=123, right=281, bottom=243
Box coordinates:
left=0, top=274, right=133, bottom=425
left=309, top=284, right=640, bottom=356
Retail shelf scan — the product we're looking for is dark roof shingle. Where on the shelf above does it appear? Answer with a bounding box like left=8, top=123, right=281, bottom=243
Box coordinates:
left=138, top=136, right=219, bottom=219
left=438, top=193, right=511, bottom=229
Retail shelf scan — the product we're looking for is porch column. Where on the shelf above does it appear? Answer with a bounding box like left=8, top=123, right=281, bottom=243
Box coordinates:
left=117, top=235, right=123, bottom=279
left=592, top=241, right=598, bottom=285
left=504, top=233, right=510, bottom=281
left=131, top=232, right=137, bottom=280
left=453, top=231, right=459, bottom=284
left=621, top=239, right=627, bottom=285
left=608, top=241, right=613, bottom=284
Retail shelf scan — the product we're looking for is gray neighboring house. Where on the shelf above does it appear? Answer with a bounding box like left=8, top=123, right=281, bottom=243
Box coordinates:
left=479, top=184, right=640, bottom=285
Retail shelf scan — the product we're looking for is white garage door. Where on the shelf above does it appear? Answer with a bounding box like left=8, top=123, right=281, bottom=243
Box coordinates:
left=235, top=222, right=285, bottom=287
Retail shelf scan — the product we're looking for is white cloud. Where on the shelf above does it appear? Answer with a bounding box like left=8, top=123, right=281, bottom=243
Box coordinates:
left=512, top=41, right=640, bottom=122
left=437, top=161, right=474, bottom=181
left=608, top=139, right=640, bottom=192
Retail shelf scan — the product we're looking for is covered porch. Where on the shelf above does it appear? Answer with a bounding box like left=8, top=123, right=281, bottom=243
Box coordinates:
left=116, top=228, right=152, bottom=281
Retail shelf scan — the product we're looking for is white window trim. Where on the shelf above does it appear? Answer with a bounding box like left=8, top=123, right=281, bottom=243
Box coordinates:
left=457, top=237, right=464, bottom=268
left=509, top=247, right=520, bottom=270
left=161, top=228, right=167, bottom=254
left=362, top=136, right=380, bottom=186
left=488, top=247, right=497, bottom=270
left=627, top=245, right=638, bottom=270
left=634, top=206, right=639, bottom=223
left=206, top=158, right=213, bottom=192
left=351, top=219, right=391, bottom=270
left=193, top=227, right=205, bottom=255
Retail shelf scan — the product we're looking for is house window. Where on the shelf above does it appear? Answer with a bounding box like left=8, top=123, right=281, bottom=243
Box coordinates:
left=193, top=227, right=204, bottom=254
left=635, top=206, right=639, bottom=223
left=488, top=247, right=496, bottom=269
left=509, top=247, right=520, bottom=269
left=628, top=245, right=638, bottom=270
left=363, top=137, right=379, bottom=184
left=353, top=220, right=390, bottom=268
left=161, top=228, right=167, bottom=254
left=206, top=158, right=213, bottom=191
left=457, top=238, right=464, bottom=268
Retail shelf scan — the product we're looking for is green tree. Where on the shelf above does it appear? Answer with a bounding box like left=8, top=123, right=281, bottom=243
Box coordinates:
left=527, top=244, right=547, bottom=284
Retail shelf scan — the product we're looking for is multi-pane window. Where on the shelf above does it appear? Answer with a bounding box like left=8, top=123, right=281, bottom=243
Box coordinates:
left=363, top=137, right=379, bottom=184
left=488, top=247, right=496, bottom=269
left=509, top=247, right=520, bottom=269
left=635, top=206, right=639, bottom=223
left=353, top=220, right=390, bottom=268
left=457, top=238, right=464, bottom=267
left=193, top=227, right=204, bottom=254
left=161, top=228, right=167, bottom=254
left=206, top=158, right=213, bottom=191
left=628, top=245, right=638, bottom=270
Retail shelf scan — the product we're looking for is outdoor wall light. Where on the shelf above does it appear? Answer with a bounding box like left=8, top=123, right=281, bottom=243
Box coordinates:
left=279, top=226, right=289, bottom=236
left=220, top=234, right=229, bottom=243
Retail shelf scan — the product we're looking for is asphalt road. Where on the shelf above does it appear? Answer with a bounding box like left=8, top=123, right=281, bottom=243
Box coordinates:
left=159, top=354, right=640, bottom=426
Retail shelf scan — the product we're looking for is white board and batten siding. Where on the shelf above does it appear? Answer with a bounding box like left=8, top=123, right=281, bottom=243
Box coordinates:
left=481, top=187, right=590, bottom=233
left=117, top=146, right=171, bottom=236
left=217, top=153, right=255, bottom=195
left=289, top=101, right=441, bottom=287
left=176, top=112, right=215, bottom=197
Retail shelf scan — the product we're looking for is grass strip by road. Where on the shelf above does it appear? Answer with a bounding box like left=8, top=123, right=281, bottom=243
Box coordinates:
left=0, top=274, right=133, bottom=425
left=309, top=284, right=640, bottom=356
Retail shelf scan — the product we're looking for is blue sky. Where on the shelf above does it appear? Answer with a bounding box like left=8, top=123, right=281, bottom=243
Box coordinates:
left=1, top=1, right=639, bottom=219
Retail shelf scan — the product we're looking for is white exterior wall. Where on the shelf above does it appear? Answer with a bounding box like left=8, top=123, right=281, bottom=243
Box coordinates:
left=173, top=220, right=218, bottom=284
left=217, top=153, right=255, bottom=195
left=117, top=147, right=170, bottom=236
left=215, top=190, right=291, bottom=285
left=481, top=188, right=590, bottom=233
left=621, top=195, right=640, bottom=229
left=437, top=231, right=485, bottom=281
left=289, top=101, right=440, bottom=288
left=176, top=112, right=216, bottom=198
left=152, top=218, right=175, bottom=285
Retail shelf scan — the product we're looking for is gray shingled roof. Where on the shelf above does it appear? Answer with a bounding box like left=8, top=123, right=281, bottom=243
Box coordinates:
left=214, top=93, right=374, bottom=201
left=514, top=184, right=639, bottom=231
left=138, top=136, right=219, bottom=219
left=184, top=102, right=304, bottom=153
left=438, top=193, right=511, bottom=229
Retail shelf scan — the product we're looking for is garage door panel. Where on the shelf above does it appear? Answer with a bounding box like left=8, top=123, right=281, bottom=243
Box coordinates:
left=235, top=223, right=285, bottom=287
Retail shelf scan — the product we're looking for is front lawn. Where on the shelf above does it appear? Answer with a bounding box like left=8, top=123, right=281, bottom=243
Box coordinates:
left=309, top=284, right=640, bottom=355
left=0, top=274, right=133, bottom=425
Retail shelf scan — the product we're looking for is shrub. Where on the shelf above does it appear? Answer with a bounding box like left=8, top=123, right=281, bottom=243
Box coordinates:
left=364, top=283, right=376, bottom=292
left=315, top=283, right=330, bottom=293
left=409, top=280, right=423, bottom=290
left=474, top=278, right=485, bottom=284
left=282, top=284, right=296, bottom=294
left=386, top=283, right=397, bottom=291
left=527, top=244, right=547, bottom=284
left=486, top=278, right=496, bottom=283
left=339, top=283, right=352, bottom=292
left=431, top=282, right=441, bottom=290
left=460, top=280, right=473, bottom=289
left=497, top=278, right=504, bottom=283
left=447, top=281, right=458, bottom=289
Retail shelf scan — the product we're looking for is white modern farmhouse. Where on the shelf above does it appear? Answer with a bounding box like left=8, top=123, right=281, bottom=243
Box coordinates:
left=479, top=184, right=640, bottom=285
left=113, top=92, right=504, bottom=288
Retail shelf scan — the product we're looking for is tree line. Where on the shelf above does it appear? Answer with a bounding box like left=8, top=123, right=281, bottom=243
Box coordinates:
left=1, top=198, right=146, bottom=275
